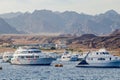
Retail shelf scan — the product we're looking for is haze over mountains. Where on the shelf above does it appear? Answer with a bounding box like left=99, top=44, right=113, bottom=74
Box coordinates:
left=0, top=18, right=19, bottom=34
left=0, top=9, right=120, bottom=35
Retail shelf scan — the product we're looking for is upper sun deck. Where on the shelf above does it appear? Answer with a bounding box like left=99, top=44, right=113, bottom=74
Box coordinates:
left=88, top=49, right=113, bottom=58
left=87, top=51, right=112, bottom=59
left=15, top=47, right=41, bottom=54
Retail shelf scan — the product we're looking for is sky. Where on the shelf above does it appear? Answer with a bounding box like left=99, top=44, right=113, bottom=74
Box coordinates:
left=0, top=0, right=120, bottom=15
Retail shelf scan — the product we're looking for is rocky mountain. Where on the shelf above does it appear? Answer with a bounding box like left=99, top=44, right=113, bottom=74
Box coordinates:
left=0, top=18, right=20, bottom=34
left=68, top=29, right=120, bottom=49
left=1, top=9, right=120, bottom=35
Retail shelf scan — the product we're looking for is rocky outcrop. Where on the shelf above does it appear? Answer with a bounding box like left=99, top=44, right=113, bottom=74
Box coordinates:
left=68, top=30, right=120, bottom=49
left=0, top=29, right=120, bottom=49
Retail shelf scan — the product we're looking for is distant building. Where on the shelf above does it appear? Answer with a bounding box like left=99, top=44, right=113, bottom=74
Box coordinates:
left=56, top=44, right=67, bottom=49
left=55, top=39, right=67, bottom=49
left=39, top=43, right=57, bottom=49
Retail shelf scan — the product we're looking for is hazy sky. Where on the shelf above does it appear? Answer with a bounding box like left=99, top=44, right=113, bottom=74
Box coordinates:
left=0, top=0, right=120, bottom=15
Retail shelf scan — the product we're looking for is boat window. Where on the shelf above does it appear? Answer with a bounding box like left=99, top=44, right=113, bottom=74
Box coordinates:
left=106, top=52, right=109, bottom=54
left=18, top=56, right=24, bottom=58
left=35, top=56, right=39, bottom=59
left=96, top=52, right=98, bottom=55
left=102, top=52, right=105, bottom=54
left=28, top=51, right=33, bottom=53
left=34, top=51, right=41, bottom=53
left=27, top=51, right=41, bottom=53
left=21, top=56, right=24, bottom=59
left=109, top=57, right=111, bottom=60
left=26, top=56, right=34, bottom=58
left=98, top=58, right=105, bottom=60
left=103, top=52, right=109, bottom=55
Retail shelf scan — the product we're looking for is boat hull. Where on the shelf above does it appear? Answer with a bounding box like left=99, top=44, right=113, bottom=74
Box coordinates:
left=10, top=58, right=54, bottom=65
left=76, top=60, right=120, bottom=68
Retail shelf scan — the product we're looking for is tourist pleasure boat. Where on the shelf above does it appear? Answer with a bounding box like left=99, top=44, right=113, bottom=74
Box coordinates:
left=2, top=52, right=13, bottom=62
left=60, top=51, right=79, bottom=61
left=10, top=47, right=54, bottom=65
left=76, top=49, right=120, bottom=68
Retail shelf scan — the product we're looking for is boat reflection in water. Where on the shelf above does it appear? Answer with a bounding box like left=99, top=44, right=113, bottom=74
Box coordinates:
left=10, top=46, right=54, bottom=65
left=76, top=49, right=120, bottom=68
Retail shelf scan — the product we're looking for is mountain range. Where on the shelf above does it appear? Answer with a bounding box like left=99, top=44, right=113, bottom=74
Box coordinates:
left=0, top=9, right=120, bottom=34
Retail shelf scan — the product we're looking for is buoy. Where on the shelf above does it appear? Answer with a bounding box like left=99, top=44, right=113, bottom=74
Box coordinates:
left=0, top=66, right=2, bottom=70
left=55, top=64, right=63, bottom=67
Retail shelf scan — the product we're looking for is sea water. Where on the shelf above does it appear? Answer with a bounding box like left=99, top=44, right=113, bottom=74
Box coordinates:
left=0, top=60, right=120, bottom=80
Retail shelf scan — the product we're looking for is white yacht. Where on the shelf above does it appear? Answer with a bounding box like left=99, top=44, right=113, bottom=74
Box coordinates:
left=76, top=49, right=120, bottom=68
left=2, top=52, right=13, bottom=62
left=60, top=51, right=79, bottom=61
left=10, top=47, right=54, bottom=65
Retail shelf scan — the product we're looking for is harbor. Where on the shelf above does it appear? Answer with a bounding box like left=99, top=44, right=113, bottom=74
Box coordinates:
left=0, top=0, right=120, bottom=79
left=0, top=46, right=120, bottom=80
left=0, top=39, right=120, bottom=80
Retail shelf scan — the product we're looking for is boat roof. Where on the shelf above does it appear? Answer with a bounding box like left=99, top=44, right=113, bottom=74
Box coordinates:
left=98, top=48, right=107, bottom=52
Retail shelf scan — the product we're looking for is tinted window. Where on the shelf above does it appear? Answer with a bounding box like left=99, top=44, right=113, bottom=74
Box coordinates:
left=35, top=56, right=39, bottom=58
left=21, top=56, right=24, bottom=58
left=98, top=58, right=105, bottom=60
left=26, top=56, right=34, bottom=58
left=34, top=51, right=41, bottom=53
left=96, top=53, right=98, bottom=55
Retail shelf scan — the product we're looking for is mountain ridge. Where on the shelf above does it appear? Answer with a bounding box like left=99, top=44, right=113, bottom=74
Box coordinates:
left=1, top=9, right=120, bottom=35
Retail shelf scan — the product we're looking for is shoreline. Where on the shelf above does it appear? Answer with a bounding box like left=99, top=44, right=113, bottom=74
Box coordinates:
left=0, top=47, right=119, bottom=56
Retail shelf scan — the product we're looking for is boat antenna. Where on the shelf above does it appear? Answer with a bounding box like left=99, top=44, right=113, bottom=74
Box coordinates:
left=78, top=51, right=90, bottom=65
left=84, top=51, right=90, bottom=60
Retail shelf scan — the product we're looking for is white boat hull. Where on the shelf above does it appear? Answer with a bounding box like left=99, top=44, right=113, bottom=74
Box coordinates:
left=11, top=58, right=54, bottom=65
left=76, top=60, right=120, bottom=68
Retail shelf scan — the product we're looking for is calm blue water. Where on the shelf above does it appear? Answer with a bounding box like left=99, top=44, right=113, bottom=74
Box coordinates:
left=0, top=60, right=120, bottom=80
